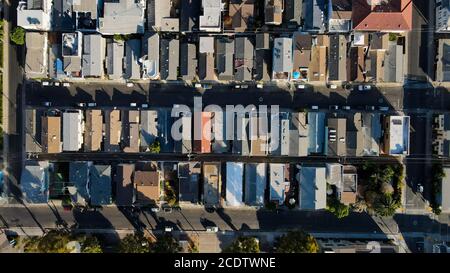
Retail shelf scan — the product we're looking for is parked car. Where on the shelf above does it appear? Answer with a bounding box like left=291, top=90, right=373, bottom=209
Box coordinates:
left=206, top=226, right=219, bottom=233
left=43, top=101, right=52, bottom=107
left=311, top=105, right=319, bottom=110
left=379, top=106, right=389, bottom=111
left=88, top=102, right=96, bottom=107
left=77, top=103, right=86, bottom=107
left=165, top=227, right=173, bottom=232
left=194, top=83, right=202, bottom=88
left=54, top=82, right=60, bottom=87
left=202, top=84, right=212, bottom=89
left=297, top=84, right=306, bottom=89
left=329, top=105, right=339, bottom=110
left=141, top=104, right=149, bottom=109
left=126, top=82, right=134, bottom=87
left=63, top=82, right=70, bottom=87
left=42, top=81, right=50, bottom=86
left=329, top=84, right=338, bottom=89
left=343, top=106, right=351, bottom=110
left=256, top=83, right=264, bottom=89
left=130, top=102, right=137, bottom=107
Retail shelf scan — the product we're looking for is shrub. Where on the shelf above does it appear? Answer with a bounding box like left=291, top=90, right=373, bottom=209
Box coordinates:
left=10, top=27, right=25, bottom=45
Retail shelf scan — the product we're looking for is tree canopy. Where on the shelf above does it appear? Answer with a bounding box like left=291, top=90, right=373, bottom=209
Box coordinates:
left=224, top=237, right=260, bottom=253
left=10, top=27, right=25, bottom=45
left=151, top=235, right=181, bottom=253
left=275, top=230, right=320, bottom=253
left=22, top=231, right=102, bottom=253
left=117, top=234, right=151, bottom=253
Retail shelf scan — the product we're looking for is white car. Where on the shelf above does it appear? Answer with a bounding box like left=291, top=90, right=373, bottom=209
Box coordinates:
left=329, top=84, right=337, bottom=89
left=54, top=82, right=60, bottom=86
left=241, top=84, right=249, bottom=89
left=256, top=84, right=264, bottom=89
left=130, top=103, right=137, bottom=107
left=150, top=207, right=160, bottom=213
left=165, top=227, right=173, bottom=232
left=364, top=85, right=372, bottom=90
left=63, top=82, right=70, bottom=87
left=43, top=101, right=52, bottom=107
left=206, top=226, right=219, bottom=233
left=311, top=105, right=319, bottom=110
left=298, top=84, right=306, bottom=89
left=235, top=85, right=241, bottom=89
left=141, top=104, right=149, bottom=109
left=194, top=83, right=202, bottom=88
left=343, top=106, right=351, bottom=110
left=77, top=103, right=86, bottom=107
left=88, top=102, right=96, bottom=107
left=42, top=81, right=50, bottom=86
left=126, top=82, right=134, bottom=87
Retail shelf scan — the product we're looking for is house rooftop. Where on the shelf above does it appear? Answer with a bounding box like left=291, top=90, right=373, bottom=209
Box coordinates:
left=98, top=0, right=146, bottom=34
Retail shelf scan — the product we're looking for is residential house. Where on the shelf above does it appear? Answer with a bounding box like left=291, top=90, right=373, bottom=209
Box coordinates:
left=122, top=110, right=140, bottom=153
left=63, top=32, right=82, bottom=77
left=160, top=38, right=180, bottom=80
left=265, top=0, right=283, bottom=25
left=292, top=32, right=312, bottom=81
left=134, top=163, right=161, bottom=205
left=63, top=110, right=84, bottom=152
left=232, top=112, right=250, bottom=155
left=290, top=112, right=309, bottom=156
left=180, top=42, right=198, bottom=81
left=41, top=115, right=62, bottom=153
left=21, top=161, right=50, bottom=204
left=89, top=164, right=112, bottom=206
left=308, top=42, right=327, bottom=82
left=383, top=44, right=404, bottom=83
left=211, top=111, right=229, bottom=153
left=124, top=39, right=142, bottom=80
left=84, top=110, right=103, bottom=152
left=352, top=0, right=413, bottom=32
left=194, top=112, right=212, bottom=153
left=105, top=110, right=122, bottom=152
left=328, top=34, right=347, bottom=81
left=283, top=0, right=302, bottom=27
left=272, top=37, right=293, bottom=81
left=250, top=114, right=269, bottom=156
left=228, top=0, right=255, bottom=32
left=68, top=161, right=91, bottom=206
left=346, top=112, right=382, bottom=156
left=436, top=0, right=450, bottom=32
left=140, top=110, right=159, bottom=151
left=203, top=162, right=221, bottom=206
left=106, top=39, right=125, bottom=80
left=383, top=115, right=410, bottom=156
left=303, top=0, right=329, bottom=33
left=348, top=46, right=365, bottom=82
left=436, top=39, right=450, bottom=82
left=328, top=0, right=352, bottom=32
left=216, top=37, right=235, bottom=81
left=17, top=0, right=52, bottom=31
left=244, top=163, right=266, bottom=206
left=176, top=111, right=193, bottom=154
left=226, top=162, right=244, bottom=207
left=441, top=168, right=450, bottom=212
left=199, top=0, right=223, bottom=32
left=255, top=33, right=271, bottom=81
left=25, top=32, right=49, bottom=78
left=178, top=162, right=201, bottom=204
left=433, top=114, right=450, bottom=157
left=147, top=0, right=179, bottom=32
left=25, top=109, right=42, bottom=153
left=72, top=0, right=98, bottom=31
left=269, top=164, right=290, bottom=205
left=234, top=36, right=254, bottom=81
left=341, top=165, right=358, bottom=205
left=327, top=118, right=347, bottom=156
left=98, top=0, right=146, bottom=35
left=199, top=36, right=216, bottom=80
left=141, top=33, right=160, bottom=80
left=115, top=164, right=135, bottom=206
left=82, top=34, right=105, bottom=78
left=180, top=0, right=201, bottom=32
left=299, top=166, right=326, bottom=210
left=307, top=111, right=326, bottom=155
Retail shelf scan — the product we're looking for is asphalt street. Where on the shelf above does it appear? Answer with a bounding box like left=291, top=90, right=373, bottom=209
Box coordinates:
left=26, top=82, right=405, bottom=112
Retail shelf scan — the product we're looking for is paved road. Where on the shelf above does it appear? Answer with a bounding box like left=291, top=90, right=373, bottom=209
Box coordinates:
left=2, top=0, right=24, bottom=199
left=26, top=82, right=405, bottom=111
left=29, top=152, right=403, bottom=165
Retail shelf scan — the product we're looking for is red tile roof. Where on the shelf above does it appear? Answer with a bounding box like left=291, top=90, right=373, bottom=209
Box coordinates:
left=352, top=0, right=413, bottom=31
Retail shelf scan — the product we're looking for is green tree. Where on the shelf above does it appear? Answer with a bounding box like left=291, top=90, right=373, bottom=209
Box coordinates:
left=117, top=234, right=151, bottom=253
left=151, top=235, right=181, bottom=253
left=224, top=237, right=260, bottom=253
left=327, top=200, right=350, bottom=219
left=374, top=194, right=399, bottom=217
left=275, top=230, right=320, bottom=253
left=149, top=140, right=161, bottom=153
left=164, top=181, right=177, bottom=206
left=10, top=27, right=25, bottom=45
left=77, top=235, right=103, bottom=253
left=22, top=230, right=72, bottom=253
